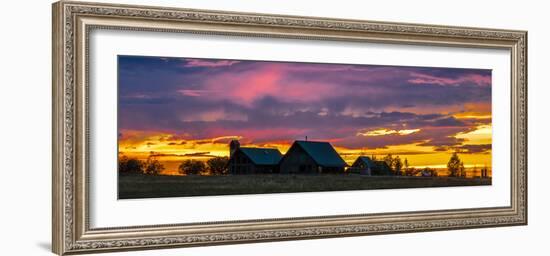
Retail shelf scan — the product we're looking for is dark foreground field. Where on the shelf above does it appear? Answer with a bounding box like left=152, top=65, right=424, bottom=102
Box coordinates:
left=118, top=174, right=491, bottom=199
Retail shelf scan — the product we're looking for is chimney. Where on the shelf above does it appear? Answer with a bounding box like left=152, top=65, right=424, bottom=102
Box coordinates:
left=229, top=140, right=240, bottom=158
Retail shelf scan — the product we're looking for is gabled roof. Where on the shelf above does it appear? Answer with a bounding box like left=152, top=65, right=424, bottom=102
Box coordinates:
left=293, top=140, right=347, bottom=167
left=239, top=147, right=283, bottom=165
left=355, top=156, right=375, bottom=167
left=355, top=156, right=390, bottom=168
left=354, top=156, right=393, bottom=175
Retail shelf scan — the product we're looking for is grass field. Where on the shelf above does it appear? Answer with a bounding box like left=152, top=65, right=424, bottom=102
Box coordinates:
left=118, top=173, right=492, bottom=199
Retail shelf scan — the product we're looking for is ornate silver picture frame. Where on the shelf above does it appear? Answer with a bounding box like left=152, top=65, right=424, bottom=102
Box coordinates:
left=52, top=1, right=527, bottom=255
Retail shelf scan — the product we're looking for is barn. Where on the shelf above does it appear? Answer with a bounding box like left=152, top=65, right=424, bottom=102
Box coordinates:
left=228, top=140, right=283, bottom=174
left=279, top=140, right=347, bottom=174
left=348, top=156, right=393, bottom=176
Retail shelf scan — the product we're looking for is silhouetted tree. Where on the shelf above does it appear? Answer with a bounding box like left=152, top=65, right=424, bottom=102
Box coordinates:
left=403, top=158, right=410, bottom=175
left=207, top=156, right=229, bottom=175
left=383, top=154, right=394, bottom=172
left=178, top=160, right=206, bottom=175
left=118, top=155, right=144, bottom=174
left=459, top=162, right=466, bottom=178
left=144, top=156, right=164, bottom=175
left=393, top=156, right=403, bottom=176
left=382, top=154, right=405, bottom=175
left=447, top=152, right=462, bottom=177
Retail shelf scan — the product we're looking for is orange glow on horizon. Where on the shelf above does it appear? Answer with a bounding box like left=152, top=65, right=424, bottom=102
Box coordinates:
left=119, top=125, right=492, bottom=177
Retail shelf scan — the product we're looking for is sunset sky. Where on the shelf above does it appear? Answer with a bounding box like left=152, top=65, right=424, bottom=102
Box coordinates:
left=118, top=55, right=492, bottom=174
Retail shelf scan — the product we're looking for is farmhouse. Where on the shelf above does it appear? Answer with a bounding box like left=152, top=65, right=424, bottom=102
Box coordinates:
left=348, top=156, right=393, bottom=176
left=228, top=140, right=283, bottom=174
left=279, top=140, right=347, bottom=174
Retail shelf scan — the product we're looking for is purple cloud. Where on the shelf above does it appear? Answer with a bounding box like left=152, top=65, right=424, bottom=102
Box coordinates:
left=118, top=55, right=492, bottom=150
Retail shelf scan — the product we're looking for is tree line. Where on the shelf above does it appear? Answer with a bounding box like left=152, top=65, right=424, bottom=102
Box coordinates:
left=178, top=157, right=229, bottom=175
left=120, top=152, right=482, bottom=178
left=446, top=152, right=489, bottom=178
left=118, top=154, right=229, bottom=176
left=373, top=154, right=438, bottom=177
left=118, top=155, right=165, bottom=175
left=375, top=152, right=486, bottom=178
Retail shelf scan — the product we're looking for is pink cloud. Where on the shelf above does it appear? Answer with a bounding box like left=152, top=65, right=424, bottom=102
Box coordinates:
left=199, top=63, right=343, bottom=106
left=184, top=59, right=241, bottom=67
left=408, top=72, right=491, bottom=86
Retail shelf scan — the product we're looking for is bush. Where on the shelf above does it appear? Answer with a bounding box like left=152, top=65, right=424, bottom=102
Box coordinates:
left=207, top=156, right=229, bottom=175
left=178, top=160, right=206, bottom=175
left=118, top=155, right=144, bottom=174
left=144, top=157, right=164, bottom=175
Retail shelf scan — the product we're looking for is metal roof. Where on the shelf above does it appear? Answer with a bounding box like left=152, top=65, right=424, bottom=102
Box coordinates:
left=354, top=156, right=392, bottom=175
left=356, top=156, right=374, bottom=166
left=239, top=147, right=283, bottom=165
left=294, top=140, right=347, bottom=167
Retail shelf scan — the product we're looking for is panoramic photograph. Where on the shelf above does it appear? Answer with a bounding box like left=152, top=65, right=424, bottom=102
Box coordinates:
left=117, top=55, right=492, bottom=199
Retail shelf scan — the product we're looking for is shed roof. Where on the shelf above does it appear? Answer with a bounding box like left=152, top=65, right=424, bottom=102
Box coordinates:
left=355, top=156, right=375, bottom=166
left=294, top=140, right=347, bottom=167
left=239, top=147, right=283, bottom=165
left=354, top=156, right=393, bottom=175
